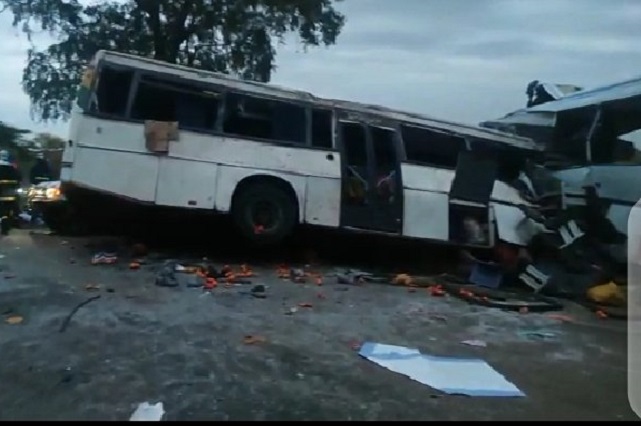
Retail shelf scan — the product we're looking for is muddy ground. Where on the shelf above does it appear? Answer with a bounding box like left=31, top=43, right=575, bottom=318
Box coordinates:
left=0, top=228, right=636, bottom=420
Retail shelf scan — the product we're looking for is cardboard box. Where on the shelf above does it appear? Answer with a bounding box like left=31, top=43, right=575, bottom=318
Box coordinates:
left=144, top=120, right=179, bottom=153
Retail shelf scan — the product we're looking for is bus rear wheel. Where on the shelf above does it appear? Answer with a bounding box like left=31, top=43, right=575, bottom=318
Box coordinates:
left=232, top=182, right=297, bottom=245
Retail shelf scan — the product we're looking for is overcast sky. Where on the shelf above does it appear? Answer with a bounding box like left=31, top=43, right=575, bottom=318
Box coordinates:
left=0, top=0, right=641, bottom=138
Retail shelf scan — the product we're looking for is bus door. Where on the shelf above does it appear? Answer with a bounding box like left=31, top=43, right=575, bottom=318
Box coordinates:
left=448, top=150, right=498, bottom=247
left=338, top=120, right=403, bottom=233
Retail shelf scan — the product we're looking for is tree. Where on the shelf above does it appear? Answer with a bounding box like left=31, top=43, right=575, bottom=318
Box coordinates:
left=1, top=0, right=346, bottom=122
left=0, top=122, right=30, bottom=149
left=0, top=121, right=32, bottom=167
left=31, top=132, right=65, bottom=150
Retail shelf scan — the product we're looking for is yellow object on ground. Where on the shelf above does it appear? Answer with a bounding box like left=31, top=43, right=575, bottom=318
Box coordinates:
left=587, top=281, right=626, bottom=306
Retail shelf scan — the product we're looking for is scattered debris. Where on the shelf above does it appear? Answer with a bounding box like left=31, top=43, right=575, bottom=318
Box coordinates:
left=290, top=268, right=306, bottom=283
left=337, top=269, right=388, bottom=285
left=298, top=302, right=313, bottom=308
left=587, top=282, right=626, bottom=306
left=129, top=401, right=165, bottom=421
left=5, top=315, right=23, bottom=325
left=250, top=284, right=266, bottom=298
left=358, top=342, right=524, bottom=397
left=464, top=251, right=504, bottom=289
left=84, top=283, right=101, bottom=292
left=461, top=339, right=487, bottom=348
left=547, top=313, right=574, bottom=323
left=428, top=314, right=448, bottom=323
left=596, top=310, right=608, bottom=320
left=518, top=330, right=558, bottom=340
left=243, top=335, right=267, bottom=345
left=435, top=276, right=564, bottom=313
left=427, top=285, right=445, bottom=297
left=203, top=277, right=217, bottom=290
left=59, top=295, right=101, bottom=333
left=91, top=252, right=117, bottom=265
left=284, top=307, right=298, bottom=315
left=392, top=273, right=413, bottom=286
left=185, top=274, right=205, bottom=288
left=155, top=261, right=179, bottom=288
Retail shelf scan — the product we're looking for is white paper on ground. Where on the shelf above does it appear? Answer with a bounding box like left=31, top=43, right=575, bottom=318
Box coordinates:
left=359, top=342, right=524, bottom=397
left=129, top=401, right=165, bottom=421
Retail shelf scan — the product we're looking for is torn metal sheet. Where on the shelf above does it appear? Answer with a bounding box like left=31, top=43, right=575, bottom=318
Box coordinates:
left=484, top=75, right=641, bottom=129
left=493, top=204, right=539, bottom=246
left=358, top=342, right=525, bottom=397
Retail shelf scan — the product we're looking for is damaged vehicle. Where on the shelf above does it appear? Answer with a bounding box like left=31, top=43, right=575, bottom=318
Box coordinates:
left=54, top=50, right=542, bottom=248
left=482, top=76, right=641, bottom=265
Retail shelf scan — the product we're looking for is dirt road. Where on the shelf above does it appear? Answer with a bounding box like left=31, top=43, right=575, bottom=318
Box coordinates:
left=0, top=230, right=635, bottom=420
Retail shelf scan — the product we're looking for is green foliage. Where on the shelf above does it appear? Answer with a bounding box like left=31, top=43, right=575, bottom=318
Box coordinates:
left=0, top=121, right=32, bottom=167
left=32, top=132, right=65, bottom=150
left=1, top=0, right=346, bottom=122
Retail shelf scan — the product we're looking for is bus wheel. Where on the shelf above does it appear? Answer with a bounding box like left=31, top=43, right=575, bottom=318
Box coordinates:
left=232, top=182, right=297, bottom=245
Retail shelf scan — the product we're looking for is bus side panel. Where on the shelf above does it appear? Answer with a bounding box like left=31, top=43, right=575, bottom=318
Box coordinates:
left=73, top=147, right=159, bottom=202
left=169, top=135, right=338, bottom=179
left=304, top=176, right=341, bottom=227
left=400, top=163, right=453, bottom=241
left=155, top=156, right=218, bottom=209
left=214, top=166, right=306, bottom=220
left=403, top=190, right=449, bottom=240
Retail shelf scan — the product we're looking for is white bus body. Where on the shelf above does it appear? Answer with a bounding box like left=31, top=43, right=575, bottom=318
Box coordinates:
left=59, top=50, right=540, bottom=246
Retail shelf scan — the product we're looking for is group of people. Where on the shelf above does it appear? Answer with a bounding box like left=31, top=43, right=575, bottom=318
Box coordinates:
left=0, top=149, right=53, bottom=234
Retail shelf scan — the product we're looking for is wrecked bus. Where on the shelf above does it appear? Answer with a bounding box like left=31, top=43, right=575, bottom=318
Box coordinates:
left=53, top=50, right=539, bottom=247
left=482, top=75, right=641, bottom=256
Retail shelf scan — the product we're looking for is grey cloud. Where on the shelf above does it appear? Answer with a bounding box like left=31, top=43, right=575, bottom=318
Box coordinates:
left=2, top=0, right=641, bottom=134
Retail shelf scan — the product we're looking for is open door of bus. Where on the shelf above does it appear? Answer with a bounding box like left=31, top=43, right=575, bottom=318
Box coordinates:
left=338, top=120, right=403, bottom=233
left=448, top=150, right=498, bottom=247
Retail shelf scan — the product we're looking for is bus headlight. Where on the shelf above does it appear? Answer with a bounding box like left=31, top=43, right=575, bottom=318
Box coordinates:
left=45, top=188, right=61, bottom=200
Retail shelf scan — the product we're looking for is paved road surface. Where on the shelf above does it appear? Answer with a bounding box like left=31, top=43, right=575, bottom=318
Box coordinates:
left=0, top=230, right=636, bottom=420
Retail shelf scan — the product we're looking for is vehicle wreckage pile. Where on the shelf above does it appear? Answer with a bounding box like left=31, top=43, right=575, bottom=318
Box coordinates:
left=467, top=78, right=639, bottom=317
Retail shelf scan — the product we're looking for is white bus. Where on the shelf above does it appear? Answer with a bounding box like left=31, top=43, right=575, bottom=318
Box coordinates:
left=54, top=50, right=541, bottom=247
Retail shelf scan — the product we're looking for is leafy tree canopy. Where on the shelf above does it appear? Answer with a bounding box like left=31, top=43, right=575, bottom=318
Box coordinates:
left=32, top=132, right=65, bottom=150
left=1, top=0, right=346, bottom=122
left=0, top=121, right=30, bottom=148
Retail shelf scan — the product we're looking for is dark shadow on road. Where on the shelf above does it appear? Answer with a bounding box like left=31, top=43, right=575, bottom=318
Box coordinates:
left=111, top=213, right=464, bottom=274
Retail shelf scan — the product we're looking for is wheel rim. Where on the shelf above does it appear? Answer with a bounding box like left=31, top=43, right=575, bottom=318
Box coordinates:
left=249, top=199, right=282, bottom=234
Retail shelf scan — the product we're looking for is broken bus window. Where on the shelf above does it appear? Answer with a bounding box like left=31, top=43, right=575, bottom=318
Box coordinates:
left=222, top=93, right=306, bottom=144
left=311, top=109, right=333, bottom=149
left=93, top=66, right=134, bottom=117
left=401, top=124, right=464, bottom=168
left=131, top=75, right=220, bottom=131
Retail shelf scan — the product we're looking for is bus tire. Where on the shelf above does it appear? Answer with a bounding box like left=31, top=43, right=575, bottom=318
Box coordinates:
left=232, top=182, right=297, bottom=245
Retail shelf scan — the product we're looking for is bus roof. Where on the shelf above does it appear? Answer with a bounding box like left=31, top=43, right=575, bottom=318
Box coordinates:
left=96, top=50, right=539, bottom=151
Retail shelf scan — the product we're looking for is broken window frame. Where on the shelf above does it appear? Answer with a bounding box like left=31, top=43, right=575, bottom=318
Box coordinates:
left=309, top=107, right=336, bottom=150
left=399, top=123, right=467, bottom=169
left=219, top=89, right=336, bottom=150
left=129, top=70, right=225, bottom=133
left=87, top=62, right=137, bottom=120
